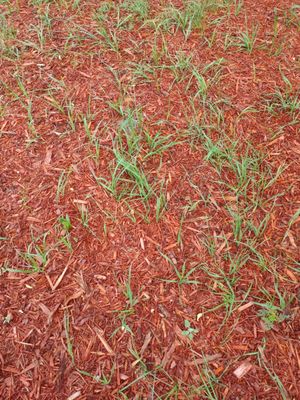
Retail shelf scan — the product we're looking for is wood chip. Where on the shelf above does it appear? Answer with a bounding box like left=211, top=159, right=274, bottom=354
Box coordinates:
left=44, top=149, right=52, bottom=165
left=95, top=274, right=107, bottom=280
left=19, top=361, right=37, bottom=375
left=233, top=361, right=253, bottom=379
left=73, top=199, right=88, bottom=204
left=287, top=231, right=297, bottom=248
left=238, top=301, right=254, bottom=312
left=164, top=242, right=178, bottom=250
left=161, top=341, right=178, bottom=368
left=38, top=303, right=51, bottom=318
left=216, top=234, right=232, bottom=255
left=158, top=304, right=170, bottom=318
left=78, top=71, right=92, bottom=78
left=64, top=289, right=84, bottom=305
left=47, top=258, right=73, bottom=291
left=186, top=353, right=222, bottom=366
left=51, top=263, right=70, bottom=291
left=144, top=235, right=160, bottom=247
left=67, top=391, right=81, bottom=400
left=27, top=216, right=41, bottom=223
left=140, top=332, right=152, bottom=355
left=94, top=327, right=114, bottom=355
left=285, top=268, right=298, bottom=283
left=223, top=196, right=237, bottom=202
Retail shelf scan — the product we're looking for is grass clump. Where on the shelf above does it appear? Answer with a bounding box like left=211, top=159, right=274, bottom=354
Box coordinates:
left=159, top=0, right=225, bottom=39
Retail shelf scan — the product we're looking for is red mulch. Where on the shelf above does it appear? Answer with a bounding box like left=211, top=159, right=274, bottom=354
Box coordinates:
left=0, top=1, right=299, bottom=399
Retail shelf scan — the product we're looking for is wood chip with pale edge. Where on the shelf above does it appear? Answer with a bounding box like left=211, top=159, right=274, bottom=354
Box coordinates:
left=285, top=269, right=298, bottom=283
left=46, top=258, right=72, bottom=291
left=140, top=332, right=152, bottom=355
left=186, top=353, right=222, bottom=366
left=238, top=301, right=254, bottom=312
left=67, top=391, right=81, bottom=400
left=233, top=361, right=253, bottom=379
left=161, top=341, right=178, bottom=368
left=94, top=327, right=114, bottom=355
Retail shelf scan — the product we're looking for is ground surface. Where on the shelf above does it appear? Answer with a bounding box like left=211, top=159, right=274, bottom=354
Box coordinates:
left=0, top=1, right=300, bottom=399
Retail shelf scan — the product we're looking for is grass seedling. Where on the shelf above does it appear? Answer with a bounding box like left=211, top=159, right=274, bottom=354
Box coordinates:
left=284, top=4, right=300, bottom=28
left=193, top=357, right=220, bottom=399
left=79, top=205, right=89, bottom=228
left=226, top=207, right=244, bottom=242
left=78, top=365, right=115, bottom=385
left=127, top=61, right=155, bottom=84
left=94, top=2, right=115, bottom=24
left=199, top=263, right=244, bottom=326
left=256, top=282, right=293, bottom=330
left=204, top=25, right=218, bottom=48
left=235, top=24, right=258, bottom=53
left=0, top=14, right=19, bottom=59
left=111, top=267, right=140, bottom=337
left=160, top=1, right=214, bottom=40
left=94, top=146, right=153, bottom=205
left=117, top=107, right=143, bottom=156
left=56, top=169, right=71, bottom=202
left=2, top=74, right=39, bottom=142
left=66, top=100, right=76, bottom=132
left=115, top=151, right=153, bottom=198
left=151, top=32, right=169, bottom=66
left=160, top=254, right=199, bottom=297
left=59, top=233, right=73, bottom=252
left=192, top=68, right=208, bottom=101
left=232, top=0, right=243, bottom=16
left=257, top=340, right=289, bottom=400
left=200, top=234, right=217, bottom=257
left=166, top=50, right=193, bottom=83
left=144, top=130, right=178, bottom=160
left=38, top=4, right=52, bottom=30
left=123, top=265, right=139, bottom=312
left=155, top=182, right=167, bottom=222
left=97, top=25, right=119, bottom=53
left=226, top=248, right=250, bottom=276
left=28, top=22, right=46, bottom=52
left=59, top=214, right=72, bottom=232
left=64, top=310, right=75, bottom=365
left=19, top=233, right=50, bottom=273
left=265, top=68, right=300, bottom=115
left=171, top=262, right=199, bottom=286
left=272, top=8, right=279, bottom=39
left=121, top=0, right=149, bottom=20
left=58, top=214, right=73, bottom=251
left=266, top=88, right=300, bottom=115
left=282, top=208, right=300, bottom=243
left=82, top=114, right=102, bottom=161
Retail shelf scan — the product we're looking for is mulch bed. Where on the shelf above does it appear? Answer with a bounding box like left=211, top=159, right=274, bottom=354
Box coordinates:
left=0, top=1, right=299, bottom=399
